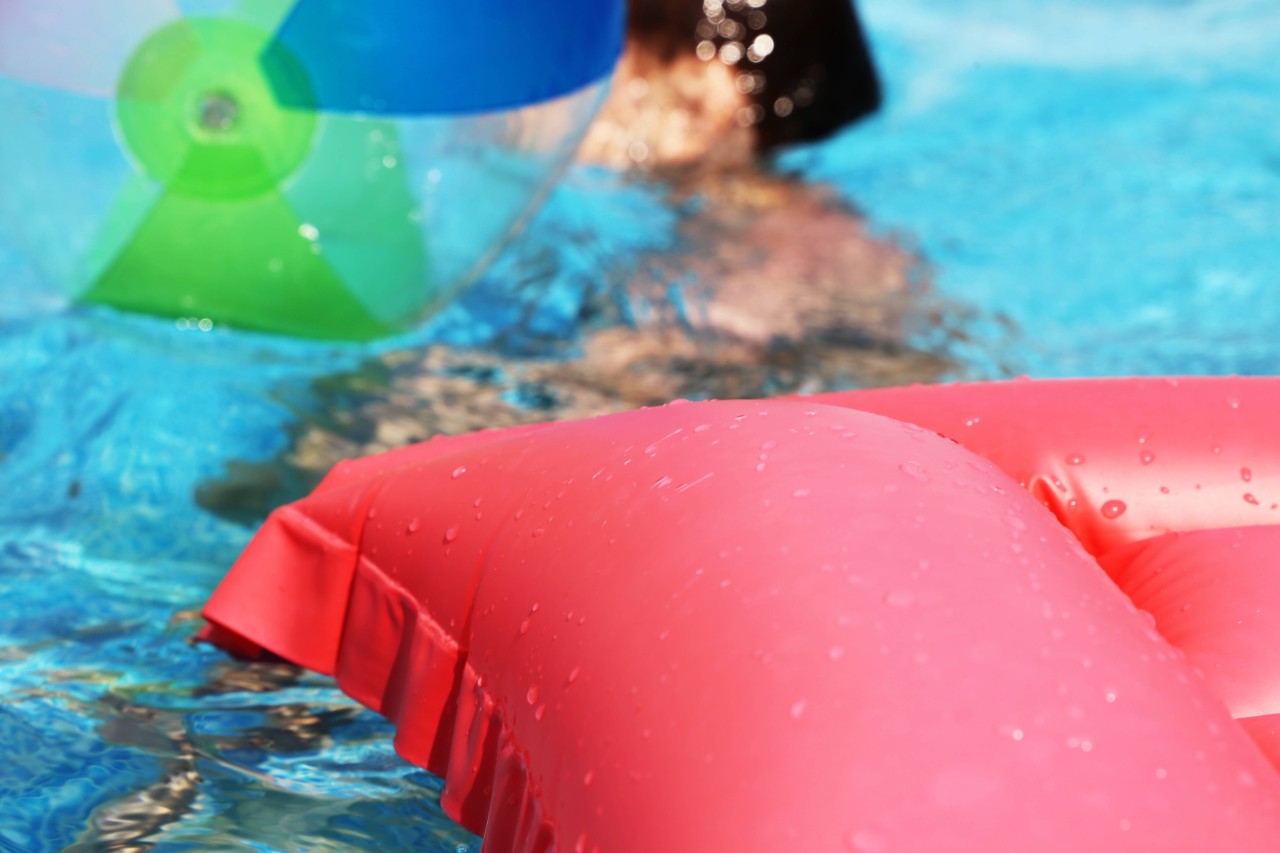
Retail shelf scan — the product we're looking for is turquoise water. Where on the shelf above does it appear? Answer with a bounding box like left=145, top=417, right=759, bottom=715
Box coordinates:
left=790, top=0, right=1280, bottom=376
left=0, top=170, right=669, bottom=851
left=3, top=0, right=1279, bottom=849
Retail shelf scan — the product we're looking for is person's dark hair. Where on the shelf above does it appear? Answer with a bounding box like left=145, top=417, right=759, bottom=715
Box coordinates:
left=627, top=0, right=881, bottom=150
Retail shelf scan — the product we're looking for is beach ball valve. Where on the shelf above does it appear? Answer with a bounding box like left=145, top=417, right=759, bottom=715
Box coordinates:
left=0, top=1, right=624, bottom=339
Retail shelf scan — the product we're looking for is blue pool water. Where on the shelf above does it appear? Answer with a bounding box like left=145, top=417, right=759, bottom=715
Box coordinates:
left=2, top=0, right=1278, bottom=849
left=791, top=0, right=1280, bottom=377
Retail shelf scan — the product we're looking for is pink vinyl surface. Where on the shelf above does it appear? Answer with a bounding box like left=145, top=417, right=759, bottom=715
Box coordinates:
left=203, top=378, right=1280, bottom=851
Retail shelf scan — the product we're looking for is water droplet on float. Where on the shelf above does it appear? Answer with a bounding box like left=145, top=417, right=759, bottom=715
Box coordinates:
left=526, top=685, right=540, bottom=705
left=1100, top=500, right=1127, bottom=519
left=1067, top=453, right=1086, bottom=466
left=790, top=699, right=808, bottom=720
left=1241, top=467, right=1253, bottom=482
left=566, top=666, right=581, bottom=685
left=451, top=466, right=467, bottom=479
left=582, top=770, right=595, bottom=786
left=1004, top=513, right=1027, bottom=533
left=443, top=525, right=460, bottom=543
left=519, top=618, right=531, bottom=635
left=534, top=704, right=547, bottom=721
left=1244, top=493, right=1260, bottom=505
left=1066, top=735, right=1093, bottom=752
left=845, top=830, right=888, bottom=852
left=1140, top=450, right=1155, bottom=465
left=407, top=517, right=421, bottom=534
left=575, top=833, right=589, bottom=853
left=885, top=590, right=915, bottom=608
left=898, top=461, right=929, bottom=482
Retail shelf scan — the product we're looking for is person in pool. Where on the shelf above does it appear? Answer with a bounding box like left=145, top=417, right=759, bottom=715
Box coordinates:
left=582, top=0, right=881, bottom=169
left=197, top=0, right=964, bottom=519
left=561, top=0, right=953, bottom=401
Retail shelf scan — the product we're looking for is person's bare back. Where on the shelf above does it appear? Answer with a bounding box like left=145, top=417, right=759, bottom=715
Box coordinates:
left=196, top=1, right=969, bottom=522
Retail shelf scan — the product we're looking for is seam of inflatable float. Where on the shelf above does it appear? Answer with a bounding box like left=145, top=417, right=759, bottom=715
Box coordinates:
left=455, top=659, right=557, bottom=851
left=1024, top=471, right=1089, bottom=549
left=338, top=502, right=558, bottom=850
left=199, top=496, right=370, bottom=671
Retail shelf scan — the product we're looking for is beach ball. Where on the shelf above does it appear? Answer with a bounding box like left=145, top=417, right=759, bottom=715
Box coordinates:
left=0, top=0, right=623, bottom=339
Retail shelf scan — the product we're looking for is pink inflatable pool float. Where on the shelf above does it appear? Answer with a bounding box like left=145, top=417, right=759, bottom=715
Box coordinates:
left=203, top=377, right=1280, bottom=851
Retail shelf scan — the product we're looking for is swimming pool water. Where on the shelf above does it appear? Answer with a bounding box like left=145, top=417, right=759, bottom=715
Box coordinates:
left=0, top=165, right=674, bottom=850
left=2, top=0, right=1278, bottom=849
left=790, top=0, right=1280, bottom=377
